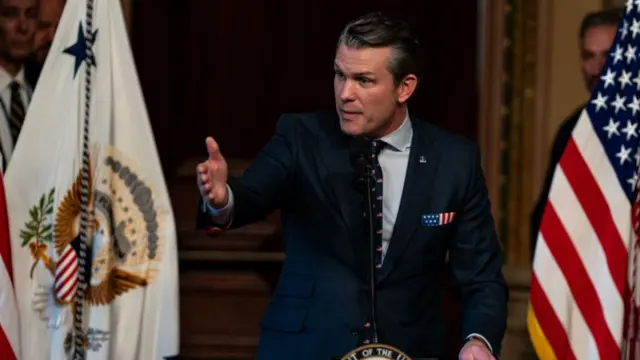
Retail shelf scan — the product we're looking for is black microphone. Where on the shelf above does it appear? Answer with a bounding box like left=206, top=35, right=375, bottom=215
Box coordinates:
left=349, top=136, right=372, bottom=193
left=348, top=136, right=379, bottom=344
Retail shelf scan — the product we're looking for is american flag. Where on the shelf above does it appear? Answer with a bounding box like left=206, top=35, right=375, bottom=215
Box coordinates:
left=528, top=3, right=640, bottom=359
left=0, top=168, right=18, bottom=360
left=421, top=212, right=455, bottom=226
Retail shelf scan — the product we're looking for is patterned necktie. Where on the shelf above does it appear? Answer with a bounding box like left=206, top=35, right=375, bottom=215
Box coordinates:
left=369, top=139, right=385, bottom=272
left=358, top=139, right=385, bottom=346
left=9, top=81, right=25, bottom=144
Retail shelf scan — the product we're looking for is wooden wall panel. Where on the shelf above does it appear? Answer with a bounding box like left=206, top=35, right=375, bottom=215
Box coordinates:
left=131, top=0, right=480, bottom=174
left=179, top=271, right=272, bottom=359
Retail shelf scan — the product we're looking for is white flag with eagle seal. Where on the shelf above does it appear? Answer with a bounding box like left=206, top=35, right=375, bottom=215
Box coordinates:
left=5, top=0, right=180, bottom=359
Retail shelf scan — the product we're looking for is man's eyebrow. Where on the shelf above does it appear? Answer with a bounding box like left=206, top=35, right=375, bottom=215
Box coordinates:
left=353, top=71, right=375, bottom=76
left=333, top=65, right=375, bottom=77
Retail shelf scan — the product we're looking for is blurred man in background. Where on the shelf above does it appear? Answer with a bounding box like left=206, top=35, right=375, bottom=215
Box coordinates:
left=531, top=8, right=622, bottom=254
left=25, top=0, right=65, bottom=88
left=0, top=0, right=37, bottom=170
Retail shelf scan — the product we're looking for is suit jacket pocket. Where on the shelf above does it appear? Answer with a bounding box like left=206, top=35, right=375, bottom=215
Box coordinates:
left=262, top=275, right=314, bottom=333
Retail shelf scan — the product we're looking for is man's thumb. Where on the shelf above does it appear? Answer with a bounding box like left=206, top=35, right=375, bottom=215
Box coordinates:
left=206, top=137, right=221, bottom=160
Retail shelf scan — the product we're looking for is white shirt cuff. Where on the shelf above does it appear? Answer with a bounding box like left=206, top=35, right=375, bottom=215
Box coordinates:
left=466, top=333, right=492, bottom=353
left=202, top=184, right=234, bottom=225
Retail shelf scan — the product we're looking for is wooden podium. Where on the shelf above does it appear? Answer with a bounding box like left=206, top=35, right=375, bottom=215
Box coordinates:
left=172, top=158, right=461, bottom=359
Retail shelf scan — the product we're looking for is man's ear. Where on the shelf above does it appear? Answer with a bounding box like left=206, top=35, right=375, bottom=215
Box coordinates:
left=396, top=74, right=418, bottom=104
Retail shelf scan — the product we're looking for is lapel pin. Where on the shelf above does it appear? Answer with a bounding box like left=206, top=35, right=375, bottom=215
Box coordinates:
left=419, top=156, right=427, bottom=164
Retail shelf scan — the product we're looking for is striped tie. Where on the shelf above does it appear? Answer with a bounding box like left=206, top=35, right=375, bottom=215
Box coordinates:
left=9, top=81, right=25, bottom=144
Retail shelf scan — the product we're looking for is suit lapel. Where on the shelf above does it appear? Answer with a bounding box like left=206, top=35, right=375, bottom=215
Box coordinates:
left=316, top=127, right=359, bottom=229
left=314, top=118, right=364, bottom=269
left=378, top=120, right=441, bottom=283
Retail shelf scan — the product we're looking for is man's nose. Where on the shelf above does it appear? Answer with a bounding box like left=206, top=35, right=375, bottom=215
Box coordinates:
left=587, top=57, right=606, bottom=75
left=17, top=16, right=30, bottom=33
left=339, top=80, right=356, bottom=102
left=595, top=58, right=607, bottom=74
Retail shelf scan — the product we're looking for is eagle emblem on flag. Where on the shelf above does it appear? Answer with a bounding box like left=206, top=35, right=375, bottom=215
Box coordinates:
left=18, top=145, right=168, bottom=336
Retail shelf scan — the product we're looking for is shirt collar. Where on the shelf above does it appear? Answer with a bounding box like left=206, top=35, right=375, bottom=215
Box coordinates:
left=379, top=113, right=412, bottom=152
left=0, top=65, right=28, bottom=92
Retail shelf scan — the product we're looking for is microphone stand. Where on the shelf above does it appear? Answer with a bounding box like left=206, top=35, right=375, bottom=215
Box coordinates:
left=353, top=156, right=379, bottom=344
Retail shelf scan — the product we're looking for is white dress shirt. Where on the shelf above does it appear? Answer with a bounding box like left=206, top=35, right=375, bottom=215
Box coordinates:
left=374, top=115, right=412, bottom=262
left=0, top=65, right=32, bottom=165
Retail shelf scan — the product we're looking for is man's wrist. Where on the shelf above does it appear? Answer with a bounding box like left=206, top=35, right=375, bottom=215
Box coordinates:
left=209, top=188, right=229, bottom=210
left=206, top=197, right=228, bottom=214
left=204, top=185, right=232, bottom=215
left=202, top=185, right=234, bottom=229
left=465, top=333, right=493, bottom=353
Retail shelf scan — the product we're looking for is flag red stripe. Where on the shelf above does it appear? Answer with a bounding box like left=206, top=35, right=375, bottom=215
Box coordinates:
left=530, top=274, right=577, bottom=360
left=60, top=276, right=78, bottom=301
left=541, top=202, right=620, bottom=359
left=0, top=325, right=15, bottom=360
left=56, top=252, right=76, bottom=281
left=55, top=261, right=78, bottom=295
left=0, top=172, right=16, bottom=360
left=0, top=175, right=12, bottom=283
left=58, top=246, right=74, bottom=264
left=561, top=139, right=628, bottom=298
left=55, top=261, right=77, bottom=294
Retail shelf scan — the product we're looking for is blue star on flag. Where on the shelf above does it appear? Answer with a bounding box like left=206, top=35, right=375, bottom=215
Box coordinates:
left=63, top=23, right=98, bottom=78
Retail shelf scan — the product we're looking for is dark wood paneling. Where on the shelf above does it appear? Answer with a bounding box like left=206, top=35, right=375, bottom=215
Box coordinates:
left=132, top=0, right=479, bottom=169
left=179, top=271, right=271, bottom=359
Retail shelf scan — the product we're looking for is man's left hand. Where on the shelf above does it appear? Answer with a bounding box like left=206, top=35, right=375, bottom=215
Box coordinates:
left=458, top=339, right=496, bottom=360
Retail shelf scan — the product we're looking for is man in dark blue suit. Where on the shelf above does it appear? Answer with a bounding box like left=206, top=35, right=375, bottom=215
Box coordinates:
left=196, top=12, right=507, bottom=360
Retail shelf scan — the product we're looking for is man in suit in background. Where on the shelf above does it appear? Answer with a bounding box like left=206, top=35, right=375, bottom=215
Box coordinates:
left=531, top=9, right=621, bottom=255
left=0, top=0, right=36, bottom=170
left=25, top=0, right=65, bottom=88
left=197, top=12, right=507, bottom=360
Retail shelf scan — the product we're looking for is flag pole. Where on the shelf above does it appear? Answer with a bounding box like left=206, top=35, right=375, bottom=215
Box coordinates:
left=72, top=0, right=96, bottom=358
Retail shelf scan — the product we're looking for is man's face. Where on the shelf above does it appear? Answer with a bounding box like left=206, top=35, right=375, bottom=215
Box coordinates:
left=34, top=0, right=63, bottom=64
left=334, top=44, right=408, bottom=137
left=0, top=0, right=37, bottom=62
left=581, top=25, right=617, bottom=92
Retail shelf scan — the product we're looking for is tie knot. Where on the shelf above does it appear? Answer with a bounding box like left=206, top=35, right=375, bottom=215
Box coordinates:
left=369, top=139, right=385, bottom=156
left=10, top=81, right=20, bottom=92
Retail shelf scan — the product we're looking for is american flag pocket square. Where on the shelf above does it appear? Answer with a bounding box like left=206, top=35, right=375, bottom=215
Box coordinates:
left=421, top=212, right=456, bottom=227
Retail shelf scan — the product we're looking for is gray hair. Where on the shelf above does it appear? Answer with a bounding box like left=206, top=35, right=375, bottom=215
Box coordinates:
left=337, top=12, right=422, bottom=85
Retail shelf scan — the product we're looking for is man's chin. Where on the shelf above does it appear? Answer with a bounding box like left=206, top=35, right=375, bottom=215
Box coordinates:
left=339, top=120, right=365, bottom=137
left=9, top=50, right=30, bottom=63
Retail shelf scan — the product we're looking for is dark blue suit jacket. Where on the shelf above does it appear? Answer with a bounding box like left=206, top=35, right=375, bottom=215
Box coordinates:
left=197, top=112, right=508, bottom=360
